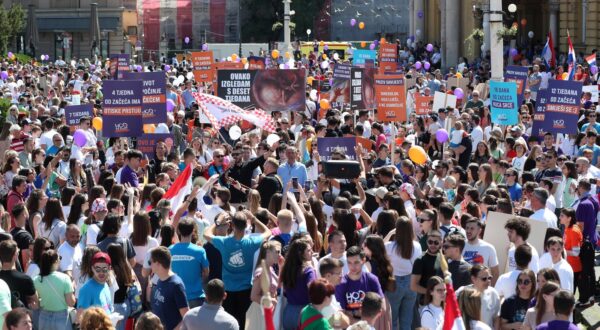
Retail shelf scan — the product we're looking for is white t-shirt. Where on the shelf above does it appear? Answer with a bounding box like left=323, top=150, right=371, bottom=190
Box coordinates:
left=451, top=130, right=464, bottom=145
left=421, top=304, right=444, bottom=330
left=456, top=285, right=500, bottom=327
left=38, top=219, right=67, bottom=248
left=463, top=239, right=499, bottom=269
left=507, top=243, right=539, bottom=273
left=40, top=129, right=57, bottom=149
left=511, top=155, right=527, bottom=174
left=57, top=241, right=83, bottom=294
left=471, top=126, right=484, bottom=153
left=529, top=208, right=558, bottom=229
left=385, top=240, right=422, bottom=277
left=132, top=236, right=159, bottom=266
left=86, top=223, right=102, bottom=246
left=494, top=269, right=521, bottom=299
left=538, top=253, right=574, bottom=292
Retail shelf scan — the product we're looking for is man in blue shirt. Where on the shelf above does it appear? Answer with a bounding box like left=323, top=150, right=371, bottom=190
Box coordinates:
left=77, top=252, right=114, bottom=320
left=578, top=131, right=600, bottom=166
left=581, top=110, right=600, bottom=133
left=170, top=219, right=210, bottom=308
left=505, top=168, right=522, bottom=202
left=277, top=146, right=308, bottom=189
left=150, top=246, right=189, bottom=330
left=204, top=210, right=271, bottom=329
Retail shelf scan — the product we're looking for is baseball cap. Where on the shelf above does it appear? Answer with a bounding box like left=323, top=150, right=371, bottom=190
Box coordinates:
left=91, top=198, right=108, bottom=214
left=374, top=187, right=388, bottom=200
left=92, top=252, right=111, bottom=266
left=400, top=183, right=416, bottom=199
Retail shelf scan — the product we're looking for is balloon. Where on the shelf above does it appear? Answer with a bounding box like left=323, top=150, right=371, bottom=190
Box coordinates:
left=426, top=44, right=434, bottom=52
left=369, top=43, right=375, bottom=50
left=591, top=65, right=598, bottom=75
left=231, top=54, right=238, bottom=61
left=406, top=38, right=412, bottom=47
left=92, top=117, right=103, bottom=130
left=374, top=39, right=379, bottom=47
left=40, top=54, right=45, bottom=61
left=454, top=88, right=464, bottom=99
left=284, top=51, right=291, bottom=59
left=73, top=130, right=88, bottom=148
left=184, top=36, right=190, bottom=44
left=319, top=99, right=331, bottom=110
left=202, top=43, right=208, bottom=51
left=155, top=123, right=169, bottom=134
left=333, top=53, right=339, bottom=60
left=456, top=72, right=463, bottom=78
left=380, top=37, right=386, bottom=44
left=284, top=63, right=290, bottom=69
left=229, top=125, right=242, bottom=140
left=90, top=64, right=96, bottom=71
left=266, top=134, right=280, bottom=147
left=324, top=44, right=329, bottom=51
left=322, top=54, right=328, bottom=60
left=350, top=18, right=357, bottom=26
left=509, top=48, right=518, bottom=57
left=320, top=61, right=329, bottom=69
left=167, top=99, right=176, bottom=112
left=186, top=72, right=194, bottom=80
left=241, top=58, right=248, bottom=64
left=435, top=129, right=449, bottom=143
left=226, top=56, right=232, bottom=62
left=528, top=31, right=534, bottom=39
left=279, top=64, right=285, bottom=69
left=271, top=49, right=280, bottom=58
left=415, top=61, right=422, bottom=70
left=562, top=72, right=568, bottom=79
left=408, top=146, right=427, bottom=165
left=164, top=138, right=174, bottom=149
left=143, top=124, right=156, bottom=134
left=417, top=10, right=424, bottom=19
left=424, top=61, right=431, bottom=70
left=309, top=89, right=318, bottom=101
left=7, top=52, right=13, bottom=59
left=307, top=76, right=314, bottom=85
left=360, top=41, right=367, bottom=48
left=520, top=18, right=527, bottom=26
left=165, top=64, right=171, bottom=71
left=359, top=22, right=365, bottom=29
left=320, top=41, right=325, bottom=47
left=416, top=29, right=421, bottom=37
left=0, top=72, right=7, bottom=80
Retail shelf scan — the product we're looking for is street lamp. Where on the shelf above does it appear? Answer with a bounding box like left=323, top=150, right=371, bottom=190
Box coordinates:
left=508, top=3, right=517, bottom=14
left=306, top=29, right=311, bottom=42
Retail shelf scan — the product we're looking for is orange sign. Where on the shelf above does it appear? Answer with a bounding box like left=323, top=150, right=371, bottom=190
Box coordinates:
left=356, top=136, right=374, bottom=151
left=374, top=74, right=406, bottom=122
left=414, top=94, right=434, bottom=115
left=214, top=61, right=245, bottom=70
left=378, top=44, right=398, bottom=72
left=191, top=51, right=215, bottom=82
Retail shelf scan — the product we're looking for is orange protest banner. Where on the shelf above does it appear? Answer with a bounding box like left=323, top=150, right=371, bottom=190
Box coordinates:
left=414, top=94, right=433, bottom=115
left=356, top=136, right=374, bottom=151
left=191, top=51, right=215, bottom=82
left=374, top=74, right=406, bottom=122
left=378, top=44, right=398, bottom=72
left=214, top=61, right=245, bottom=70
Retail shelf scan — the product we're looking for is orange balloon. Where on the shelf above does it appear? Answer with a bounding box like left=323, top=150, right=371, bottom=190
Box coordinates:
left=360, top=41, right=367, bottom=48
left=319, top=41, right=325, bottom=47
left=359, top=22, right=365, bottom=30
left=322, top=54, right=328, bottom=60
left=307, top=76, right=314, bottom=85
left=231, top=54, right=238, bottom=62
left=271, top=49, right=280, bottom=58
left=319, top=99, right=330, bottom=110
left=520, top=18, right=527, bottom=27
left=284, top=51, right=291, bottom=59
left=143, top=124, right=156, bottom=134
left=241, top=57, right=248, bottom=64
left=380, top=37, right=386, bottom=45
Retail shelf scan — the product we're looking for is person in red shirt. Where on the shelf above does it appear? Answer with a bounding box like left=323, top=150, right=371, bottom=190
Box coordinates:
left=6, top=175, right=26, bottom=229
left=559, top=208, right=583, bottom=301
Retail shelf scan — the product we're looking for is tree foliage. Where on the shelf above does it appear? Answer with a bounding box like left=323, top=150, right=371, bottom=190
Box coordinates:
left=0, top=2, right=25, bottom=55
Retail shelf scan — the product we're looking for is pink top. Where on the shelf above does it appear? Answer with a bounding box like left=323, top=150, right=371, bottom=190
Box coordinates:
left=250, top=266, right=279, bottom=303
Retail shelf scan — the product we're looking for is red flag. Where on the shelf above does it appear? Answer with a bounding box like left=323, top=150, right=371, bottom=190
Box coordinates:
left=443, top=283, right=466, bottom=330
left=162, top=164, right=193, bottom=212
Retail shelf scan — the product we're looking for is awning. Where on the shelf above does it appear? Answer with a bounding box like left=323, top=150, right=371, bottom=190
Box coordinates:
left=37, top=17, right=120, bottom=32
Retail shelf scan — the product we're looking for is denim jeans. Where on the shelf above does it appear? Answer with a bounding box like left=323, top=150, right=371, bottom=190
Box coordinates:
left=38, top=310, right=69, bottom=330
left=282, top=303, right=304, bottom=330
left=385, top=275, right=417, bottom=330
left=114, top=300, right=130, bottom=330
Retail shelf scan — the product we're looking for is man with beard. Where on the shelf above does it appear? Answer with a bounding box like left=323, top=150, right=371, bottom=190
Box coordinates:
left=228, top=144, right=273, bottom=204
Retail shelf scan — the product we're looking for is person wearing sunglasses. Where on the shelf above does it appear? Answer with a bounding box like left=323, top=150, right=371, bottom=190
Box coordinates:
left=77, top=252, right=114, bottom=322
left=410, top=230, right=444, bottom=306
left=494, top=244, right=533, bottom=300
left=499, top=269, right=537, bottom=330
left=456, top=265, right=501, bottom=329
left=442, top=233, right=472, bottom=291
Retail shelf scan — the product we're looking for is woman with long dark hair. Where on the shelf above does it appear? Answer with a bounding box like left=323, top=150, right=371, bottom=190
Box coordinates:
left=107, top=243, right=137, bottom=330
left=33, top=250, right=76, bottom=330
left=561, top=161, right=578, bottom=209
left=26, top=189, right=48, bottom=237
left=280, top=239, right=316, bottom=330
left=67, top=158, right=87, bottom=193
left=67, top=193, right=88, bottom=226
left=384, top=216, right=421, bottom=329
left=130, top=211, right=158, bottom=308
left=412, top=164, right=431, bottom=200
left=499, top=269, right=536, bottom=329
left=26, top=237, right=52, bottom=278
left=38, top=198, right=66, bottom=248
left=474, top=164, right=496, bottom=196
left=420, top=276, right=446, bottom=330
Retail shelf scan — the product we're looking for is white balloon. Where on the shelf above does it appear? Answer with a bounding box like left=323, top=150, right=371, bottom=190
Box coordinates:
left=266, top=134, right=280, bottom=147
left=416, top=29, right=421, bottom=36
left=70, top=60, right=76, bottom=67
left=16, top=79, right=23, bottom=87
left=227, top=56, right=232, bottom=62
left=528, top=31, right=534, bottom=39
left=244, top=63, right=249, bottom=69
left=320, top=61, right=329, bottom=69
left=406, top=38, right=412, bottom=46
left=40, top=55, right=45, bottom=61
left=309, top=89, right=318, bottom=101
left=229, top=125, right=242, bottom=140
left=177, top=75, right=184, bottom=81
left=186, top=72, right=194, bottom=80
left=333, top=53, right=340, bottom=60
left=279, top=64, right=285, bottom=69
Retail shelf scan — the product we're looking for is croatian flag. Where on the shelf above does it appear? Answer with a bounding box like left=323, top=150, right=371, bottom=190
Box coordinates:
left=586, top=54, right=597, bottom=66
left=567, top=31, right=577, bottom=81
left=541, top=32, right=555, bottom=69
left=443, top=283, right=466, bottom=330
left=163, top=164, right=193, bottom=212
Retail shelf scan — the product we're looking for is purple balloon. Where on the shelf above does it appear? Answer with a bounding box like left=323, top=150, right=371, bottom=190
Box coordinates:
left=424, top=61, right=431, bottom=70
left=73, top=130, right=88, bottom=148
left=435, top=129, right=449, bottom=143
left=329, top=78, right=333, bottom=86
left=417, top=10, right=424, bottom=19
left=350, top=18, right=356, bottom=26
left=167, top=99, right=176, bottom=112
left=90, top=64, right=96, bottom=71
left=426, top=44, right=434, bottom=52
left=7, top=52, right=13, bottom=59
left=284, top=63, right=290, bottom=69
left=324, top=44, right=329, bottom=51
left=454, top=88, right=464, bottom=99
left=374, top=40, right=379, bottom=46
left=184, top=36, right=190, bottom=44
left=0, top=71, right=7, bottom=80
left=202, top=43, right=208, bottom=51
left=509, top=48, right=518, bottom=57
left=591, top=65, right=598, bottom=75
left=369, top=43, right=375, bottom=50
left=135, top=65, right=142, bottom=72
left=410, top=36, right=415, bottom=42
left=165, top=64, right=171, bottom=71
left=415, top=61, right=422, bottom=70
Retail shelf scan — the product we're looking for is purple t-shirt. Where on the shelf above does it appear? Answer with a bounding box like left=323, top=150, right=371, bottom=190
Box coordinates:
left=536, top=320, right=578, bottom=330
left=575, top=196, right=599, bottom=245
left=335, top=272, right=384, bottom=312
left=119, top=165, right=139, bottom=188
left=284, top=267, right=316, bottom=305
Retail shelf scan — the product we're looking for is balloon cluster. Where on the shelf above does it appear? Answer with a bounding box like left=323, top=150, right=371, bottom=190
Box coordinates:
left=39, top=54, right=50, bottom=61
left=349, top=18, right=365, bottom=30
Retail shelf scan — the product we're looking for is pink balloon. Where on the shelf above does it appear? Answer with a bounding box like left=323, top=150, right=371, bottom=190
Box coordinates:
left=202, top=44, right=208, bottom=51
left=350, top=18, right=356, bottom=26
left=369, top=43, right=375, bottom=50
left=426, top=44, right=434, bottom=52
left=414, top=61, right=422, bottom=70
left=454, top=88, right=464, bottom=99
left=184, top=37, right=190, bottom=44
left=167, top=99, right=176, bottom=112
left=424, top=61, right=431, bottom=70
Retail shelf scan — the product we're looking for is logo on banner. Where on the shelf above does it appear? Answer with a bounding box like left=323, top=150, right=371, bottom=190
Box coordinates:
left=114, top=123, right=129, bottom=133
left=552, top=120, right=565, bottom=129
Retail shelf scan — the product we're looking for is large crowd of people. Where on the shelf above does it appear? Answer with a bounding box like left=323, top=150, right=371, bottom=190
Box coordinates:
left=0, top=40, right=595, bottom=330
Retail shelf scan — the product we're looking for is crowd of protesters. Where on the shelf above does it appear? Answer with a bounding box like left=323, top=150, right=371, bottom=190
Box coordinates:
left=0, top=39, right=594, bottom=330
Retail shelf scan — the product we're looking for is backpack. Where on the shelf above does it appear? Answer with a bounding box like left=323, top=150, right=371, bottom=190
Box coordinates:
left=579, top=239, right=597, bottom=301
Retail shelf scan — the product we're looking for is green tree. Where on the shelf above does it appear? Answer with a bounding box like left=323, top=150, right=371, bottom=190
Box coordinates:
left=0, top=2, right=25, bottom=55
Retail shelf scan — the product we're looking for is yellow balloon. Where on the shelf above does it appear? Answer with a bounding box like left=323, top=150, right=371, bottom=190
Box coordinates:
left=359, top=22, right=365, bottom=30
left=92, top=117, right=103, bottom=130
left=231, top=54, right=238, bottom=61
left=271, top=49, right=280, bottom=58
left=562, top=72, right=568, bottom=79
left=319, top=41, right=325, bottom=47
left=307, top=76, right=314, bottom=85
left=241, top=57, right=248, bottom=64
left=408, top=146, right=427, bottom=165
left=322, top=54, right=328, bottom=60
left=456, top=72, right=463, bottom=78
left=143, top=124, right=156, bottom=134
left=319, top=99, right=330, bottom=110
left=285, top=52, right=291, bottom=59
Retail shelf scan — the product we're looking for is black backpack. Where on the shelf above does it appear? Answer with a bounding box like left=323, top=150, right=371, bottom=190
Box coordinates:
left=579, top=239, right=597, bottom=302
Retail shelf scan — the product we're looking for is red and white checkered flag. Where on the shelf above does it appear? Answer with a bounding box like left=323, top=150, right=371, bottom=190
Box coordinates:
left=192, top=92, right=276, bottom=132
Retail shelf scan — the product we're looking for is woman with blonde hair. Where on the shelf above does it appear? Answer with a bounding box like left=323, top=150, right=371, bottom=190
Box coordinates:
left=458, top=287, right=492, bottom=330
left=245, top=240, right=282, bottom=329
left=80, top=307, right=115, bottom=330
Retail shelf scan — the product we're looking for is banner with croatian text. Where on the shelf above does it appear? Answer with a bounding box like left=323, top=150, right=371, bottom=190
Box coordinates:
left=414, top=94, right=434, bottom=115
left=65, top=104, right=93, bottom=128
left=352, top=50, right=377, bottom=66
left=109, top=54, right=130, bottom=80
left=136, top=134, right=174, bottom=158
left=504, top=65, right=529, bottom=106
left=374, top=74, right=406, bottom=122
left=351, top=67, right=376, bottom=110
left=531, top=89, right=548, bottom=136
left=489, top=81, right=519, bottom=125
left=102, top=80, right=143, bottom=137
left=191, top=51, right=215, bottom=82
left=378, top=44, right=398, bottom=72
left=541, top=80, right=582, bottom=134
left=124, top=72, right=167, bottom=124
left=329, top=63, right=352, bottom=105
left=317, top=137, right=357, bottom=161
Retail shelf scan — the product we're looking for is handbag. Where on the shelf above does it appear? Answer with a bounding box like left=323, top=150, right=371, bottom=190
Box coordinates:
left=46, top=277, right=78, bottom=330
left=126, top=281, right=143, bottom=318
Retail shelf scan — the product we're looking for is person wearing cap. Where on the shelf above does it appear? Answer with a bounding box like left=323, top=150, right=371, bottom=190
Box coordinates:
left=578, top=130, right=600, bottom=166
left=86, top=198, right=109, bottom=246
left=77, top=252, right=114, bottom=321
left=371, top=187, right=388, bottom=222
left=399, top=182, right=419, bottom=235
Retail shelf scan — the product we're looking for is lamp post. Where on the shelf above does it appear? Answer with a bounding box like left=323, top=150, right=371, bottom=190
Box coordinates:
left=489, top=1, right=515, bottom=81
left=238, top=0, right=242, bottom=57
left=283, top=0, right=292, bottom=53
left=306, top=29, right=311, bottom=42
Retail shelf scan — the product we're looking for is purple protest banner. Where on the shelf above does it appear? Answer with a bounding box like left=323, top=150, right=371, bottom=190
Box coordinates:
left=317, top=137, right=357, bottom=161
left=541, top=80, right=582, bottom=135
left=102, top=80, right=143, bottom=137
left=504, top=65, right=529, bottom=106
left=65, top=104, right=93, bottom=128
left=531, top=89, right=548, bottom=136
left=109, top=54, right=130, bottom=80
left=124, top=72, right=167, bottom=124
left=136, top=134, right=173, bottom=158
